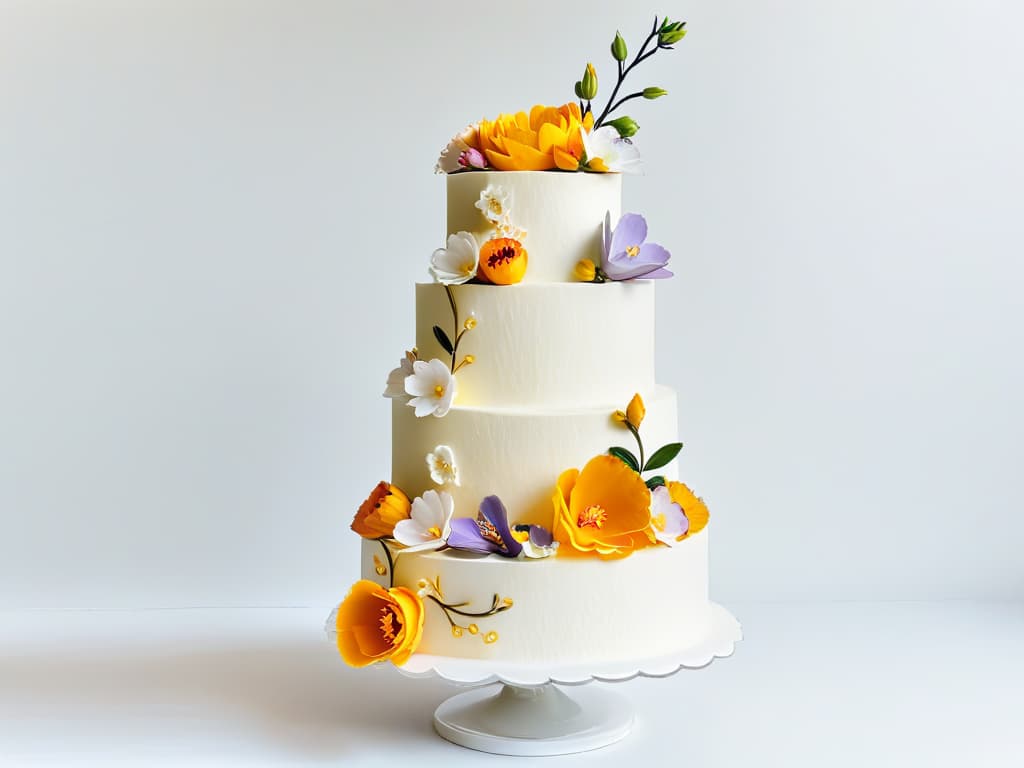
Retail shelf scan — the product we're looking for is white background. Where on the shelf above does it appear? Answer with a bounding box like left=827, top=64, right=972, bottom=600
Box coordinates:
left=4, top=0, right=1022, bottom=611
left=3, top=2, right=1023, bottom=765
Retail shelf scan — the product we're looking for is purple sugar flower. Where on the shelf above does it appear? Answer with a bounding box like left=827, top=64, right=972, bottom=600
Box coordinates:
left=601, top=212, right=673, bottom=280
left=447, top=495, right=523, bottom=558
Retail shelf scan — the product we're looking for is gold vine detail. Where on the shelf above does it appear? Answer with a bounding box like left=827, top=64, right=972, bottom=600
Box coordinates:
left=419, top=575, right=513, bottom=645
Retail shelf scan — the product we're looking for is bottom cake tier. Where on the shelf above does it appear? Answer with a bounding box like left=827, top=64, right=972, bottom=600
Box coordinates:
left=360, top=532, right=711, bottom=665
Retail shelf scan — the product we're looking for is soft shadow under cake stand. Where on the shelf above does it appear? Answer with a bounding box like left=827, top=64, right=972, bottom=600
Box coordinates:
left=396, top=602, right=741, bottom=756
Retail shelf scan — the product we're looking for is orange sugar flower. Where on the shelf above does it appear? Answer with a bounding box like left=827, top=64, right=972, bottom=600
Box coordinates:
left=552, top=454, right=656, bottom=559
left=351, top=481, right=411, bottom=538
left=478, top=238, right=528, bottom=284
left=473, top=103, right=594, bottom=172
left=334, top=580, right=425, bottom=667
left=667, top=481, right=710, bottom=539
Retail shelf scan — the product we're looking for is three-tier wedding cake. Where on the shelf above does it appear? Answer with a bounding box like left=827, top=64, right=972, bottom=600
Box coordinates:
left=329, top=16, right=726, bottom=671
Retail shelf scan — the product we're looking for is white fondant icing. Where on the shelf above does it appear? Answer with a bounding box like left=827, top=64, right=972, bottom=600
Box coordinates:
left=392, top=386, right=679, bottom=528
left=361, top=531, right=711, bottom=665
left=447, top=171, right=621, bottom=283
left=415, top=282, right=656, bottom=408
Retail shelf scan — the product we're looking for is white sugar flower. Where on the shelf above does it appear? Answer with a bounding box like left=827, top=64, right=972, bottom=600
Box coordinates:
left=435, top=124, right=479, bottom=174
left=429, top=231, right=479, bottom=285
left=582, top=126, right=643, bottom=174
left=425, top=444, right=459, bottom=486
left=475, top=185, right=511, bottom=224
left=649, top=485, right=689, bottom=546
left=404, top=358, right=456, bottom=418
left=393, top=490, right=454, bottom=552
left=383, top=350, right=417, bottom=400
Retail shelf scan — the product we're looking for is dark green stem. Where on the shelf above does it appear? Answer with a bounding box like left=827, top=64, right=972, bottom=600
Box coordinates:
left=626, top=422, right=645, bottom=472
left=444, top=284, right=459, bottom=371
left=427, top=593, right=511, bottom=620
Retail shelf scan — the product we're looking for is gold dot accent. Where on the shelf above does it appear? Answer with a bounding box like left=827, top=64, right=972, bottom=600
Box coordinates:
left=464, top=317, right=477, bottom=330
left=503, top=597, right=514, bottom=607
left=484, top=632, right=498, bottom=644
left=451, top=626, right=463, bottom=638
left=467, top=624, right=479, bottom=635
left=463, top=355, right=475, bottom=365
left=373, top=555, right=387, bottom=576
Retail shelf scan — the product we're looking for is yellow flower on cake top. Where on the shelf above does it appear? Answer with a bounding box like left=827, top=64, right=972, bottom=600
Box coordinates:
left=474, top=103, right=594, bottom=171
left=351, top=481, right=411, bottom=538
left=552, top=454, right=656, bottom=559
left=333, top=580, right=425, bottom=667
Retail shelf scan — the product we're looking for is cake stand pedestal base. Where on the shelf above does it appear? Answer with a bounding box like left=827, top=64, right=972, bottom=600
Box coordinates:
left=433, top=682, right=633, bottom=756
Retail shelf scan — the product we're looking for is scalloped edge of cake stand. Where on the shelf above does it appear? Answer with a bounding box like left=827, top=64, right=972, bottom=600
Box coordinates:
left=395, top=602, right=741, bottom=687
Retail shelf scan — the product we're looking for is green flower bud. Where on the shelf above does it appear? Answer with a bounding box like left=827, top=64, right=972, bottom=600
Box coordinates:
left=642, top=87, right=668, bottom=99
left=580, top=62, right=598, bottom=100
left=611, top=32, right=627, bottom=62
left=574, top=80, right=584, bottom=99
left=659, top=22, right=687, bottom=46
left=607, top=115, right=639, bottom=138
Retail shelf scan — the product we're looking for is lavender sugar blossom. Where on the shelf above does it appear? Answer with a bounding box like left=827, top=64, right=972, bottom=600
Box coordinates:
left=447, top=495, right=523, bottom=558
left=601, top=211, right=673, bottom=280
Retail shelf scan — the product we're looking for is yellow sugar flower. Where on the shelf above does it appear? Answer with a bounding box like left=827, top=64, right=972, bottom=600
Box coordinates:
left=626, top=393, right=645, bottom=428
left=334, top=580, right=425, bottom=667
left=551, top=454, right=656, bottom=559
left=667, top=481, right=710, bottom=539
left=473, top=103, right=594, bottom=172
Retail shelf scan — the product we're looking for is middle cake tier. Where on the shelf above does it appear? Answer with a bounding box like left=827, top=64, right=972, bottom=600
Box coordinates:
left=415, top=281, right=656, bottom=408
left=392, top=385, right=679, bottom=528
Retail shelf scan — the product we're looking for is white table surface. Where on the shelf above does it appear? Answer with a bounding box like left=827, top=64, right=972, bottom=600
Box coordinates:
left=1, top=601, right=1021, bottom=766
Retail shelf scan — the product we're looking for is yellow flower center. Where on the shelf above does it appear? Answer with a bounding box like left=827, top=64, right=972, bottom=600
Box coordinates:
left=379, top=607, right=398, bottom=645
left=488, top=198, right=503, bottom=216
left=462, top=262, right=475, bottom=275
left=427, top=525, right=442, bottom=538
left=651, top=513, right=667, bottom=532
left=577, top=504, right=608, bottom=529
left=434, top=384, right=445, bottom=397
left=626, top=245, right=641, bottom=258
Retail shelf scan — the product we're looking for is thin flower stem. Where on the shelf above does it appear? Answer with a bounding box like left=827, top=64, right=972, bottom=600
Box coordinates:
left=627, top=423, right=645, bottom=472
left=376, top=538, right=395, bottom=589
left=607, top=91, right=645, bottom=114
left=444, top=284, right=459, bottom=371
left=427, top=594, right=511, bottom=620
left=594, top=18, right=662, bottom=129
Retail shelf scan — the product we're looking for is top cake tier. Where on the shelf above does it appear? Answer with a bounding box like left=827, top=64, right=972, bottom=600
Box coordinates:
left=447, top=171, right=621, bottom=283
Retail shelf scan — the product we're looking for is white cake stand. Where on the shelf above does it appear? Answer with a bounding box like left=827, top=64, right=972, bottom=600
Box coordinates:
left=396, top=602, right=741, bottom=756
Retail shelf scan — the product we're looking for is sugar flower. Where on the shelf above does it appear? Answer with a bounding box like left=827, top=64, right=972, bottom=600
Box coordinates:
left=666, top=480, right=710, bottom=539
left=649, top=485, right=689, bottom=546
left=425, top=444, right=459, bottom=486
left=478, top=238, right=528, bottom=285
left=384, top=350, right=417, bottom=400
left=473, top=104, right=592, bottom=171
left=514, top=524, right=559, bottom=559
left=582, top=125, right=642, bottom=174
left=351, top=481, right=411, bottom=539
left=601, top=211, right=673, bottom=280
left=459, top=148, right=487, bottom=169
left=552, top=454, right=656, bottom=559
left=393, top=489, right=454, bottom=552
left=404, top=358, right=457, bottom=418
left=429, top=231, right=479, bottom=285
left=475, top=185, right=511, bottom=225
left=447, top=495, right=523, bottom=558
left=329, top=580, right=425, bottom=667
left=435, top=124, right=480, bottom=174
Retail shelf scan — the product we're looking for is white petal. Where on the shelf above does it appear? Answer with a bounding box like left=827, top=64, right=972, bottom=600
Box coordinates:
left=413, top=490, right=444, bottom=530
left=393, top=518, right=425, bottom=547
left=409, top=396, right=437, bottom=418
